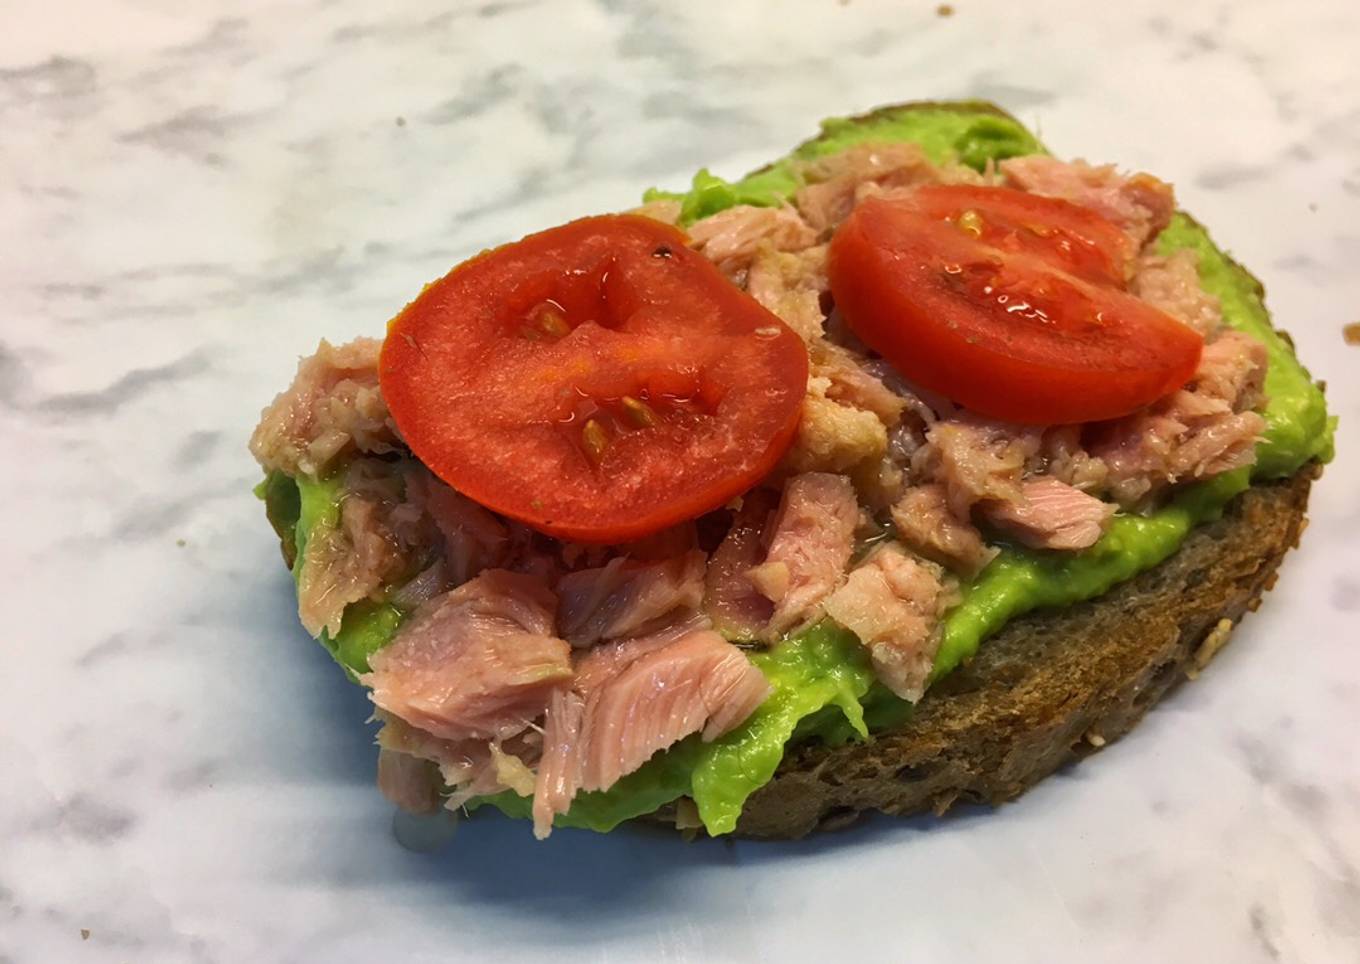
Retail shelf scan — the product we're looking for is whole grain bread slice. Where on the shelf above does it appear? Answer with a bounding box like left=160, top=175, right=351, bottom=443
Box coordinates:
left=718, top=467, right=1315, bottom=838
left=637, top=99, right=1322, bottom=840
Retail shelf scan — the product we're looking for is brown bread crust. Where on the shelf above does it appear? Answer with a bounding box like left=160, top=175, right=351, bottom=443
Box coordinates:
left=723, top=467, right=1315, bottom=838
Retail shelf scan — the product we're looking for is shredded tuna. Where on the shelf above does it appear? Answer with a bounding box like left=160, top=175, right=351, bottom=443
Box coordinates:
left=1131, top=249, right=1222, bottom=337
left=1192, top=330, right=1269, bottom=412
left=489, top=743, right=538, bottom=798
left=1000, top=155, right=1174, bottom=252
left=389, top=559, right=450, bottom=610
left=746, top=245, right=829, bottom=342
left=532, top=688, right=586, bottom=836
left=782, top=377, right=888, bottom=475
left=811, top=342, right=906, bottom=426
left=1092, top=331, right=1268, bottom=506
left=531, top=625, right=769, bottom=838
left=853, top=375, right=943, bottom=508
left=980, top=477, right=1116, bottom=551
left=703, top=494, right=777, bottom=640
left=748, top=473, right=858, bottom=637
left=296, top=459, right=425, bottom=637
left=686, top=205, right=818, bottom=280
left=1034, top=425, right=1110, bottom=493
left=374, top=711, right=538, bottom=809
left=793, top=142, right=976, bottom=232
left=250, top=338, right=399, bottom=478
left=616, top=522, right=699, bottom=563
left=916, top=417, right=1042, bottom=516
left=404, top=467, right=508, bottom=585
left=363, top=570, right=573, bottom=743
left=556, top=550, right=707, bottom=648
left=890, top=483, right=998, bottom=576
left=629, top=198, right=682, bottom=226
left=823, top=545, right=948, bottom=702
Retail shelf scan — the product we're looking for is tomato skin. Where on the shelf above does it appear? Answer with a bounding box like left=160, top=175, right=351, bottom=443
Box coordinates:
left=380, top=215, right=808, bottom=543
left=828, top=194, right=1203, bottom=425
left=904, top=184, right=1133, bottom=285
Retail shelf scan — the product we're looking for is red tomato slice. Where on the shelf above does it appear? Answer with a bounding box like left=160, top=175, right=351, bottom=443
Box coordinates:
left=380, top=214, right=808, bottom=543
left=828, top=193, right=1202, bottom=425
left=904, top=184, right=1133, bottom=285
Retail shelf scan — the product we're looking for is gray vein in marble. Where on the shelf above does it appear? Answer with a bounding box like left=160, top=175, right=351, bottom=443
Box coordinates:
left=1194, top=162, right=1271, bottom=191
left=1248, top=903, right=1282, bottom=961
left=23, top=351, right=208, bottom=416
left=107, top=482, right=246, bottom=541
left=165, top=760, right=218, bottom=793
left=30, top=795, right=136, bottom=845
left=1238, top=736, right=1360, bottom=942
left=174, top=429, right=222, bottom=467
left=118, top=106, right=259, bottom=167
left=421, top=65, right=522, bottom=124
left=76, top=633, right=131, bottom=668
left=0, top=56, right=96, bottom=104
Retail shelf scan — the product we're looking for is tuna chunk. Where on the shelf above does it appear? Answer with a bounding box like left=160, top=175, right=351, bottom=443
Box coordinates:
left=748, top=473, right=858, bottom=637
left=532, top=688, right=586, bottom=836
left=785, top=391, right=888, bottom=476
left=1000, top=155, right=1174, bottom=252
left=1034, top=425, right=1110, bottom=493
left=746, top=244, right=829, bottom=342
left=980, top=477, right=1116, bottom=551
left=628, top=198, right=682, bottom=226
left=686, top=205, right=818, bottom=280
left=404, top=467, right=508, bottom=585
left=1192, top=329, right=1269, bottom=412
left=793, top=142, right=974, bottom=231
left=703, top=493, right=777, bottom=640
left=1131, top=249, right=1222, bottom=337
left=890, top=483, right=998, bottom=576
left=556, top=550, right=707, bottom=648
left=532, top=625, right=770, bottom=838
left=250, top=338, right=399, bottom=478
left=823, top=545, right=948, bottom=702
left=375, top=710, right=539, bottom=809
left=1092, top=331, right=1268, bottom=506
left=810, top=342, right=907, bottom=426
left=616, top=521, right=699, bottom=563
left=782, top=366, right=890, bottom=476
left=917, top=417, right=1042, bottom=516
left=363, top=570, right=573, bottom=743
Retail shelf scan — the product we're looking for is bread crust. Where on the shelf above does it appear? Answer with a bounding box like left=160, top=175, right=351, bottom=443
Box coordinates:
left=720, top=467, right=1316, bottom=838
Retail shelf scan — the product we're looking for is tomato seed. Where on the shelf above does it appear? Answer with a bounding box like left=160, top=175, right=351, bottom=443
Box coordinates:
left=957, top=209, right=984, bottom=238
left=581, top=419, right=609, bottom=462
left=620, top=396, right=657, bottom=427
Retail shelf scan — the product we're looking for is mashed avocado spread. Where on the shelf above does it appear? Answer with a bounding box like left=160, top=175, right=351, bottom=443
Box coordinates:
left=261, top=104, right=1334, bottom=835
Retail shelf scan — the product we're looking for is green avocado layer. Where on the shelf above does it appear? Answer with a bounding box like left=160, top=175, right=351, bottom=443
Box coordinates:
left=263, top=103, right=1333, bottom=837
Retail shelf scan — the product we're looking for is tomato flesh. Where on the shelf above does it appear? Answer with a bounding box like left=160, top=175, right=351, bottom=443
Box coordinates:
left=828, top=191, right=1203, bottom=425
left=380, top=214, right=808, bottom=543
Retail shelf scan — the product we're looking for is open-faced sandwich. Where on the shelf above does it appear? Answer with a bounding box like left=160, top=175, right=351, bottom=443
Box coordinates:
left=250, top=101, right=1333, bottom=840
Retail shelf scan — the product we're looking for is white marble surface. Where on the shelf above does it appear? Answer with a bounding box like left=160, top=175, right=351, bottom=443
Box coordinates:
left=2, top=0, right=1358, bottom=960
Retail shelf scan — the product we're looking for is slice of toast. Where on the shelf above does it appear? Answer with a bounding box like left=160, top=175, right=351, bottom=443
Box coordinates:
left=723, top=467, right=1314, bottom=837
left=644, top=100, right=1322, bottom=838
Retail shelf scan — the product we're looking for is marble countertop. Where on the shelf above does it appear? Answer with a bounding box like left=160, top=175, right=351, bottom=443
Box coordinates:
left=3, top=0, right=1358, bottom=960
